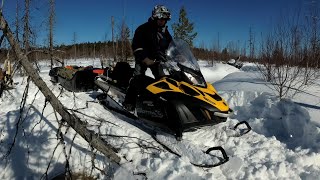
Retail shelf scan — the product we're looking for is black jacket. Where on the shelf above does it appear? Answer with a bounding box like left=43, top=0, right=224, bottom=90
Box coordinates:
left=132, top=17, right=172, bottom=63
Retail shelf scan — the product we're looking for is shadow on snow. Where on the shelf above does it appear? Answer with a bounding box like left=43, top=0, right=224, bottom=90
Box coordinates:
left=0, top=103, right=117, bottom=179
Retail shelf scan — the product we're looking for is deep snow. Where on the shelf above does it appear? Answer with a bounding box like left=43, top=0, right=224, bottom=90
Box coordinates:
left=0, top=59, right=320, bottom=179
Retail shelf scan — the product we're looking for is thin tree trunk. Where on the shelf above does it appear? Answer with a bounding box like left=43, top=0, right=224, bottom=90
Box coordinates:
left=15, top=0, right=19, bottom=42
left=23, top=0, right=30, bottom=53
left=49, top=0, right=54, bottom=69
left=0, top=12, right=121, bottom=164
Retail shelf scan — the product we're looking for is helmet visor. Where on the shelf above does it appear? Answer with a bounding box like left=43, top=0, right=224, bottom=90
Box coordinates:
left=154, top=12, right=171, bottom=20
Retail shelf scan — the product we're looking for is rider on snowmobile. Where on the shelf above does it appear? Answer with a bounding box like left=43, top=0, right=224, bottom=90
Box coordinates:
left=123, top=5, right=173, bottom=111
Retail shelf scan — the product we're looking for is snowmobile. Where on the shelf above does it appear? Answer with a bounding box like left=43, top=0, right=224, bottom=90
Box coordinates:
left=95, top=39, right=251, bottom=140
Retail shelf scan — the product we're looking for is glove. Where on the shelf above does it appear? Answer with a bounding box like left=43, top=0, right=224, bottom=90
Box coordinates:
left=142, top=57, right=155, bottom=66
left=155, top=51, right=167, bottom=62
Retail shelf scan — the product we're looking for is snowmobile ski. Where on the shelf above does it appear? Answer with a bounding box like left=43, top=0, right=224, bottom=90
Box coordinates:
left=153, top=132, right=229, bottom=168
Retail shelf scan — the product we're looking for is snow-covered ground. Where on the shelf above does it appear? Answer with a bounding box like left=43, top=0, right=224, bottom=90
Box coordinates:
left=1, top=59, right=320, bottom=179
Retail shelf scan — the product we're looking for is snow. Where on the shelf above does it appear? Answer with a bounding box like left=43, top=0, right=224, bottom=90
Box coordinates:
left=1, top=59, right=320, bottom=179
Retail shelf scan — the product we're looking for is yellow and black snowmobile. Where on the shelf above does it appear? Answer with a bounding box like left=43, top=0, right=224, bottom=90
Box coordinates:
left=95, top=39, right=250, bottom=140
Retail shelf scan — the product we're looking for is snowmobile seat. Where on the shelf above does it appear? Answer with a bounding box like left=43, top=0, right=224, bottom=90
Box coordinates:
left=110, top=62, right=134, bottom=89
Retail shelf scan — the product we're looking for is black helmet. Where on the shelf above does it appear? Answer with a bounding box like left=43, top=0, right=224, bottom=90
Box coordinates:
left=152, top=5, right=171, bottom=20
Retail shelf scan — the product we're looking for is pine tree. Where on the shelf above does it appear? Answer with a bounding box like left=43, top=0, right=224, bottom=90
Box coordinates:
left=172, top=6, right=197, bottom=47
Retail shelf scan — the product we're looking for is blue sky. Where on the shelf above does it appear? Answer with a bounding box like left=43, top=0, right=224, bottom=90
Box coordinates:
left=2, top=0, right=312, bottom=49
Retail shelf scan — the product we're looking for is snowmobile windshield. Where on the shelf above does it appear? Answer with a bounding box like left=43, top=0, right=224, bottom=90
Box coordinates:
left=165, top=39, right=206, bottom=87
left=166, top=39, right=200, bottom=71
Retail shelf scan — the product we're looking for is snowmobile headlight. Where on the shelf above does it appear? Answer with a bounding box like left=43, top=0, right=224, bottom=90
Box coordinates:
left=184, top=72, right=197, bottom=84
left=184, top=72, right=206, bottom=87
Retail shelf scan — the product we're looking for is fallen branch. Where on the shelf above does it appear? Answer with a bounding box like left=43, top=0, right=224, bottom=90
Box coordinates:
left=0, top=12, right=121, bottom=164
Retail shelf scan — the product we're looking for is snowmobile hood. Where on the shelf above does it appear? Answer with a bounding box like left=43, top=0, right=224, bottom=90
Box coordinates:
left=146, top=77, right=230, bottom=112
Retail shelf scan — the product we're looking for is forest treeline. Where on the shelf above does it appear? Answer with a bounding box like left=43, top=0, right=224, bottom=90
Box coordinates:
left=0, top=40, right=250, bottom=64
